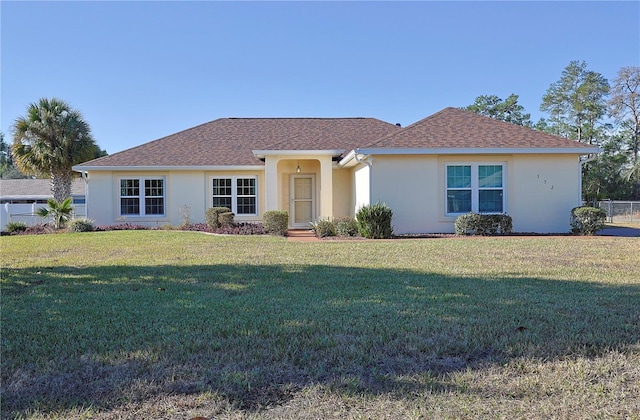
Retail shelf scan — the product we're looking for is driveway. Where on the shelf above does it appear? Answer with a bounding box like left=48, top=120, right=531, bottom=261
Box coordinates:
left=597, top=226, right=640, bottom=237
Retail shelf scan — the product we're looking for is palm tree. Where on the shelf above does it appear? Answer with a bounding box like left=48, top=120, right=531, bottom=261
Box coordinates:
left=11, top=98, right=98, bottom=202
left=36, top=198, right=74, bottom=229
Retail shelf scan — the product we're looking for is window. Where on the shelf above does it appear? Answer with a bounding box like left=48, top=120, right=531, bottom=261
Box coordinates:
left=212, top=177, right=257, bottom=215
left=478, top=165, right=503, bottom=213
left=212, top=178, right=232, bottom=208
left=446, top=165, right=472, bottom=213
left=120, top=178, right=165, bottom=216
left=446, top=164, right=504, bottom=214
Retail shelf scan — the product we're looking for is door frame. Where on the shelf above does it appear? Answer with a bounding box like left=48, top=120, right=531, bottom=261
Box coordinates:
left=289, top=174, right=316, bottom=228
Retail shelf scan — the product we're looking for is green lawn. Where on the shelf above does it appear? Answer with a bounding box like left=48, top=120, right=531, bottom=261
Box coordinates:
left=2, top=231, right=639, bottom=419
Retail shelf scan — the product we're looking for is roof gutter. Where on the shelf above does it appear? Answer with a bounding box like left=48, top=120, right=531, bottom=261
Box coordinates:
left=353, top=147, right=602, bottom=155
left=353, top=150, right=373, bottom=168
left=252, top=149, right=344, bottom=159
left=72, top=165, right=266, bottom=172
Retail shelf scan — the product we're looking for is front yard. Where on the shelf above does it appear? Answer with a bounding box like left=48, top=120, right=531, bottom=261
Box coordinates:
left=1, top=231, right=639, bottom=419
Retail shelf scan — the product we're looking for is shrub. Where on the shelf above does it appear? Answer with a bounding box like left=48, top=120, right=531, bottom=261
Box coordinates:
left=495, top=214, right=513, bottom=234
left=36, top=198, right=73, bottom=229
left=335, top=216, right=359, bottom=237
left=311, top=217, right=336, bottom=238
left=454, top=213, right=480, bottom=235
left=5, top=221, right=27, bottom=233
left=570, top=206, right=606, bottom=235
left=455, top=213, right=513, bottom=235
left=68, top=218, right=95, bottom=232
left=356, top=203, right=393, bottom=239
left=24, top=224, right=55, bottom=235
left=263, top=210, right=288, bottom=236
left=180, top=222, right=266, bottom=235
left=219, top=211, right=235, bottom=227
left=216, top=222, right=266, bottom=235
left=205, top=207, right=232, bottom=229
left=95, top=223, right=150, bottom=231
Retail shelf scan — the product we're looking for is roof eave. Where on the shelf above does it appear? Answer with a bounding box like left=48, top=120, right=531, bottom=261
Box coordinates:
left=252, top=149, right=345, bottom=159
left=354, top=147, right=602, bottom=155
left=73, top=165, right=266, bottom=172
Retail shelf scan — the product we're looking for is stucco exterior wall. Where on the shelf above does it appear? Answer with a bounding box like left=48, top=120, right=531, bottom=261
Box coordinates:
left=85, top=171, right=114, bottom=226
left=85, top=170, right=264, bottom=227
left=369, top=155, right=440, bottom=233
left=353, top=163, right=370, bottom=214
left=168, top=171, right=207, bottom=225
left=85, top=153, right=583, bottom=233
left=332, top=168, right=352, bottom=218
left=508, top=154, right=581, bottom=233
left=370, top=154, right=583, bottom=234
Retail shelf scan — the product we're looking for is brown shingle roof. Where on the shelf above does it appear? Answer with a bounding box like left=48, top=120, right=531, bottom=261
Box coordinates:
left=76, top=118, right=400, bottom=167
left=76, top=108, right=596, bottom=169
left=362, top=107, right=597, bottom=150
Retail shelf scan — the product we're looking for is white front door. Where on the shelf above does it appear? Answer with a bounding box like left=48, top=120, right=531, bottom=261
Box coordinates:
left=290, top=175, right=315, bottom=228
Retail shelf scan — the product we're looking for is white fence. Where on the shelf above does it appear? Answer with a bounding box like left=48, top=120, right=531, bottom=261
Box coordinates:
left=1, top=203, right=86, bottom=231
left=594, top=200, right=640, bottom=223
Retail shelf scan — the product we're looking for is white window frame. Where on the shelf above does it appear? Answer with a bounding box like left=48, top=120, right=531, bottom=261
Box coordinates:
left=118, top=177, right=166, bottom=217
left=211, top=176, right=258, bottom=216
left=445, top=163, right=506, bottom=215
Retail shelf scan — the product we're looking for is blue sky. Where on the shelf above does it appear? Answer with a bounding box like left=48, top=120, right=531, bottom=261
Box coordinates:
left=2, top=1, right=638, bottom=154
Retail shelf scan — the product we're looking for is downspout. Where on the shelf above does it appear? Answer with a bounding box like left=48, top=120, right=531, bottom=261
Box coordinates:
left=81, top=171, right=88, bottom=219
left=354, top=150, right=373, bottom=207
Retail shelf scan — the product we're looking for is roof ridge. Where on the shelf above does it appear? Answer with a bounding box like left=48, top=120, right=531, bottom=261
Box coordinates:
left=226, top=117, right=374, bottom=120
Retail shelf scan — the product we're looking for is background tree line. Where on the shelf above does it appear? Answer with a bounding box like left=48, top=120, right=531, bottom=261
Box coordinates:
left=465, top=61, right=639, bottom=201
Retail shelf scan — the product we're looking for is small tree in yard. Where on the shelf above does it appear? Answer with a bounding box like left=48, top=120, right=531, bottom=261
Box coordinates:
left=37, top=198, right=73, bottom=229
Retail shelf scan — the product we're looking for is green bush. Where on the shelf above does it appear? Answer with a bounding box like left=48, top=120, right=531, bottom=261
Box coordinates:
left=335, top=216, right=359, bottom=237
left=454, top=213, right=480, bottom=235
left=311, top=217, right=336, bottom=237
left=455, top=213, right=513, bottom=235
left=68, top=218, right=95, bottom=232
left=570, top=206, right=606, bottom=235
left=5, top=221, right=27, bottom=233
left=205, top=207, right=232, bottom=229
left=356, top=203, right=393, bottom=239
left=263, top=210, right=288, bottom=236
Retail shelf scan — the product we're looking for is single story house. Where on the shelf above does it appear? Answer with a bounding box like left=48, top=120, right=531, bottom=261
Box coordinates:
left=73, top=107, right=599, bottom=233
